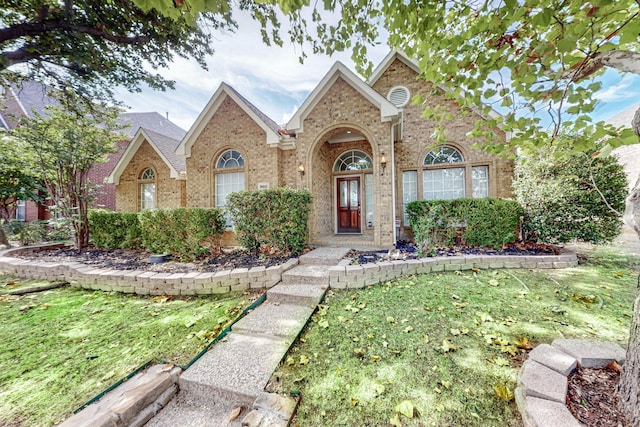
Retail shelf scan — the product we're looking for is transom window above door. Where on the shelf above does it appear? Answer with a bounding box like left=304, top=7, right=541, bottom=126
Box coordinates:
left=333, top=150, right=373, bottom=171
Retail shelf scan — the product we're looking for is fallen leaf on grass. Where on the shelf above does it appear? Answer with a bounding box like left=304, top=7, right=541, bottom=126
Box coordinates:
left=495, top=383, right=514, bottom=402
left=441, top=339, right=459, bottom=353
left=390, top=413, right=402, bottom=427
left=286, top=356, right=295, bottom=366
left=395, top=400, right=415, bottom=418
left=514, top=336, right=534, bottom=350
left=299, top=355, right=310, bottom=365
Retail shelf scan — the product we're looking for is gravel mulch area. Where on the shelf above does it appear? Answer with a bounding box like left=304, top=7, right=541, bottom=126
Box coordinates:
left=347, top=240, right=561, bottom=264
left=14, top=246, right=297, bottom=274
left=567, top=364, right=631, bottom=427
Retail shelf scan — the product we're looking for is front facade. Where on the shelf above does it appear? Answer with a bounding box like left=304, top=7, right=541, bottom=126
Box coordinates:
left=112, top=51, right=514, bottom=247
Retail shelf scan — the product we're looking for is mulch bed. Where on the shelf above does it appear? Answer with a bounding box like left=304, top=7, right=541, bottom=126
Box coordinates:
left=566, top=364, right=631, bottom=427
left=348, top=240, right=561, bottom=264
left=14, top=246, right=296, bottom=274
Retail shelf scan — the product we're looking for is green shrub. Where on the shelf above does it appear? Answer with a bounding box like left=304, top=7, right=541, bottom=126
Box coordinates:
left=88, top=210, right=142, bottom=249
left=4, top=220, right=46, bottom=246
left=226, top=188, right=312, bottom=255
left=406, top=198, right=523, bottom=255
left=513, top=149, right=627, bottom=244
left=138, top=208, right=225, bottom=261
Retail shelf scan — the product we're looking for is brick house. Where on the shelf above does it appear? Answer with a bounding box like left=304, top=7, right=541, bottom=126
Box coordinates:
left=110, top=51, right=515, bottom=247
left=0, top=81, right=185, bottom=220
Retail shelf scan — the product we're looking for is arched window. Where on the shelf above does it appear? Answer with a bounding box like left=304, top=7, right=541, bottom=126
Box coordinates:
left=214, top=150, right=245, bottom=227
left=333, top=150, right=373, bottom=172
left=422, top=146, right=465, bottom=200
left=139, top=167, right=156, bottom=210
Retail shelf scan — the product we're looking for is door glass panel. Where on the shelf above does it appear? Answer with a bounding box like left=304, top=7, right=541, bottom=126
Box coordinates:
left=365, top=174, right=373, bottom=227
left=340, top=181, right=348, bottom=207
left=350, top=180, right=358, bottom=206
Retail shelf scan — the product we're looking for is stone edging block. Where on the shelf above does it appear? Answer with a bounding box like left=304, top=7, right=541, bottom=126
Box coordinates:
left=0, top=246, right=300, bottom=296
left=516, top=340, right=627, bottom=427
left=58, top=364, right=182, bottom=427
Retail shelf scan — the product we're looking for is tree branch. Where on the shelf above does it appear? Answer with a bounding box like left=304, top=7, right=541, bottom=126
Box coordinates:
left=0, top=20, right=150, bottom=45
left=568, top=50, right=640, bottom=82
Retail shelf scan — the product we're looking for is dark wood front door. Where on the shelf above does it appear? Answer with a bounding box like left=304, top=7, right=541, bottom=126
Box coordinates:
left=337, top=177, right=361, bottom=233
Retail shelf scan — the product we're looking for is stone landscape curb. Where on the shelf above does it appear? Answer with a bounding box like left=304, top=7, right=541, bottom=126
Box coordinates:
left=0, top=245, right=298, bottom=296
left=515, top=339, right=627, bottom=427
left=58, top=364, right=182, bottom=427
left=0, top=246, right=578, bottom=296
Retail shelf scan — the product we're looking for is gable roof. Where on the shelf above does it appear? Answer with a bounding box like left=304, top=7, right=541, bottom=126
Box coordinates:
left=368, top=50, right=421, bottom=86
left=117, top=112, right=187, bottom=140
left=286, top=61, right=400, bottom=133
left=107, top=127, right=186, bottom=185
left=0, top=81, right=57, bottom=129
left=176, top=82, right=285, bottom=157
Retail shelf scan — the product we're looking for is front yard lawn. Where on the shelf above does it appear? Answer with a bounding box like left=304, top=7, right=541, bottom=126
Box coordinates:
left=276, top=248, right=639, bottom=426
left=0, top=276, right=252, bottom=427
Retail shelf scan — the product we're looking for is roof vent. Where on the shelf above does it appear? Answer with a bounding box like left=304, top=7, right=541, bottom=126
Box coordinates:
left=387, top=86, right=410, bottom=107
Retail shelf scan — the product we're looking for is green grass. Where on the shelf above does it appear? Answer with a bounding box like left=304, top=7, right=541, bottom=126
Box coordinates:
left=0, top=276, right=252, bottom=427
left=277, top=249, right=639, bottom=427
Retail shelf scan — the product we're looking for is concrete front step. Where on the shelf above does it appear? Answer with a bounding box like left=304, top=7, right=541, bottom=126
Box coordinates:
left=232, top=302, right=315, bottom=341
left=281, top=265, right=330, bottom=285
left=299, top=247, right=351, bottom=265
left=144, top=392, right=247, bottom=427
left=266, top=283, right=326, bottom=306
left=178, top=332, right=289, bottom=408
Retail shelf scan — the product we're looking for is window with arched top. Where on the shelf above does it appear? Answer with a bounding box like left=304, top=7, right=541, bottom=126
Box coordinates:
left=139, top=167, right=156, bottom=210
left=214, top=150, right=245, bottom=228
left=401, top=144, right=490, bottom=225
left=333, top=150, right=373, bottom=172
left=424, top=146, right=464, bottom=165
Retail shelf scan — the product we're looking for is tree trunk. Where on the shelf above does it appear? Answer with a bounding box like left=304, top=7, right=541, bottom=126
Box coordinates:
left=617, top=146, right=640, bottom=424
left=0, top=226, right=10, bottom=248
left=617, top=273, right=640, bottom=425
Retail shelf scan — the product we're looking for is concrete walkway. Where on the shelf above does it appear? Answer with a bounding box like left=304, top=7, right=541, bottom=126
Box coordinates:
left=145, top=247, right=351, bottom=427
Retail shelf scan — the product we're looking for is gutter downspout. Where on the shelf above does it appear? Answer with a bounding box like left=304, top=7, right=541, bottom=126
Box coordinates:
left=391, top=120, right=398, bottom=246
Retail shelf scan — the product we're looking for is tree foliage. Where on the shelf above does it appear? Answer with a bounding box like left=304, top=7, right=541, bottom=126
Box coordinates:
left=11, top=98, right=124, bottom=249
left=513, top=141, right=628, bottom=244
left=0, top=0, right=236, bottom=102
left=0, top=135, right=44, bottom=246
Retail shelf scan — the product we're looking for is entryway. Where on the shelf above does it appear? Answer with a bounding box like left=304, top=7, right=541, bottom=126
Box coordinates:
left=336, top=176, right=361, bottom=233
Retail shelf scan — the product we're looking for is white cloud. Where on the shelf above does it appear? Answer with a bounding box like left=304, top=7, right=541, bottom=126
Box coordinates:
left=594, top=74, right=638, bottom=103
left=116, top=10, right=389, bottom=131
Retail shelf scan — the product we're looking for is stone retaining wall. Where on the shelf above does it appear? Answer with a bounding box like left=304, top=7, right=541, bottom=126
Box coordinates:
left=0, top=246, right=577, bottom=296
left=0, top=246, right=299, bottom=296
left=328, top=252, right=578, bottom=289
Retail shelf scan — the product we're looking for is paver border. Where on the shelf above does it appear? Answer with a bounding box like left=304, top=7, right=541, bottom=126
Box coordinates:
left=0, top=245, right=578, bottom=295
left=515, top=339, right=627, bottom=427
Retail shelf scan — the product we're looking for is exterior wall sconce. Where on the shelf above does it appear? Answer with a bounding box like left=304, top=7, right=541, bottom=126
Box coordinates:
left=380, top=155, right=387, bottom=175
left=298, top=164, right=305, bottom=177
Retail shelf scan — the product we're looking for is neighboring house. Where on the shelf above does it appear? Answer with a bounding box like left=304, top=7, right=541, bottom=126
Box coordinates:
left=110, top=51, right=515, bottom=247
left=607, top=104, right=640, bottom=191
left=0, top=81, right=185, bottom=219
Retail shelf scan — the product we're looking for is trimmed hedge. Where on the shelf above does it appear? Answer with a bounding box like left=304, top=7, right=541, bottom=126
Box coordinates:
left=138, top=208, right=225, bottom=261
left=89, top=208, right=224, bottom=261
left=88, top=210, right=142, bottom=249
left=406, top=198, right=524, bottom=254
left=226, top=188, right=312, bottom=255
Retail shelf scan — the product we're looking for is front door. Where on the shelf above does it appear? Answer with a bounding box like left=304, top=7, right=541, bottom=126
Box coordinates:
left=337, top=177, right=361, bottom=233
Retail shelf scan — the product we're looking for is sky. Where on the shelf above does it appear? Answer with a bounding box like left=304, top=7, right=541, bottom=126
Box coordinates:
left=115, top=11, right=640, bottom=133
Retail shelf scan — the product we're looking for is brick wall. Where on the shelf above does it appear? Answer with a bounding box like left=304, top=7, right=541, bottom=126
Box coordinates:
left=371, top=59, right=515, bottom=233
left=115, top=140, right=183, bottom=212
left=185, top=95, right=280, bottom=208
left=89, top=140, right=129, bottom=211
left=296, top=77, right=396, bottom=245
